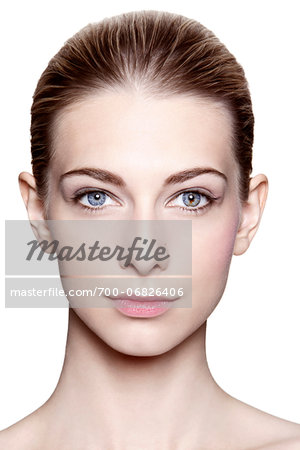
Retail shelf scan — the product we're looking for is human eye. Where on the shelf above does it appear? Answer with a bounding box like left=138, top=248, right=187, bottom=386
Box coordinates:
left=167, top=189, right=218, bottom=215
left=71, top=188, right=119, bottom=212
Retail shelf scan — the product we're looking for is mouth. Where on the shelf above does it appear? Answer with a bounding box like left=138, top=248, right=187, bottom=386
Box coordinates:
left=106, top=294, right=179, bottom=318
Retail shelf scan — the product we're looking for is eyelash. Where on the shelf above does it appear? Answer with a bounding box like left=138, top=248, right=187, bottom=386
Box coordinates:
left=71, top=188, right=218, bottom=215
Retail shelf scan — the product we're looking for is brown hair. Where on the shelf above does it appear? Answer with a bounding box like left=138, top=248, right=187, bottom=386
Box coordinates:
left=31, top=10, right=253, bottom=205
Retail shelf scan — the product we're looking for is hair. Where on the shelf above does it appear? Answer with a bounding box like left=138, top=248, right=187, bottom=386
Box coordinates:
left=31, top=10, right=253, bottom=205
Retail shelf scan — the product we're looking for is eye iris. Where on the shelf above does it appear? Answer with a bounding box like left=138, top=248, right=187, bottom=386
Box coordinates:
left=182, top=192, right=201, bottom=207
left=87, top=192, right=105, bottom=206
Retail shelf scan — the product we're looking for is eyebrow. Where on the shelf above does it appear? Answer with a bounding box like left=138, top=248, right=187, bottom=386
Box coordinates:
left=59, top=166, right=227, bottom=187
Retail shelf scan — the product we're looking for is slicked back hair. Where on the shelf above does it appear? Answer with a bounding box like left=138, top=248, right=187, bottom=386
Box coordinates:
left=31, top=10, right=253, bottom=204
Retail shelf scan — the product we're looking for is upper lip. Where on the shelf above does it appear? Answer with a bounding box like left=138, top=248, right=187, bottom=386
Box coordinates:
left=107, top=294, right=179, bottom=302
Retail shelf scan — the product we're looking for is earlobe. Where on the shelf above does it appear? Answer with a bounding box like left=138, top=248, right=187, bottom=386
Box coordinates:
left=18, top=171, right=52, bottom=245
left=233, top=174, right=269, bottom=256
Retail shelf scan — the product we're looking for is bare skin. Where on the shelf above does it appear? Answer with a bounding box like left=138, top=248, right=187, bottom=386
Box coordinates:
left=1, top=92, right=299, bottom=449
left=1, top=313, right=300, bottom=449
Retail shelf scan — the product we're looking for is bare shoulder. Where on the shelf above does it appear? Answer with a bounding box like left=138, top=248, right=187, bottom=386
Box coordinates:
left=222, top=392, right=300, bottom=450
left=241, top=414, right=300, bottom=450
left=253, top=435, right=300, bottom=449
left=0, top=409, right=46, bottom=450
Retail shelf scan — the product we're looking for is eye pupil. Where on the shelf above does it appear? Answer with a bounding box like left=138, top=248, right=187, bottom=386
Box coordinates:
left=87, top=192, right=105, bottom=206
left=182, top=192, right=201, bottom=207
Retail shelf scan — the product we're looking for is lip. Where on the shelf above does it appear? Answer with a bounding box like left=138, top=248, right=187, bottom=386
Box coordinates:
left=107, top=294, right=179, bottom=318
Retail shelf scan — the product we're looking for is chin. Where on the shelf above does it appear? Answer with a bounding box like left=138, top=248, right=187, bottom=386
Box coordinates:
left=100, top=323, right=185, bottom=357
left=101, top=322, right=205, bottom=358
left=72, top=306, right=206, bottom=358
left=108, top=341, right=174, bottom=357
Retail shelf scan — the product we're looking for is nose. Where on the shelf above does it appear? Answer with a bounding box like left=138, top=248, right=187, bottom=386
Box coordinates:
left=118, top=218, right=170, bottom=276
left=127, top=192, right=161, bottom=221
left=119, top=239, right=169, bottom=275
left=130, top=209, right=159, bottom=222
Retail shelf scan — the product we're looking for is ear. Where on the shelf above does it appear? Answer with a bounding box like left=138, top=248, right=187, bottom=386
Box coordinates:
left=233, top=174, right=268, bottom=256
left=18, top=171, right=52, bottom=246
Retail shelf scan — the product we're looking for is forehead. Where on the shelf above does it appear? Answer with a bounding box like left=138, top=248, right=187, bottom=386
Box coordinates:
left=51, top=91, right=237, bottom=175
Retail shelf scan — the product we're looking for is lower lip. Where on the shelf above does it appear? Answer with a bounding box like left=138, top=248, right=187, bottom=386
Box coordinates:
left=113, top=299, right=172, bottom=317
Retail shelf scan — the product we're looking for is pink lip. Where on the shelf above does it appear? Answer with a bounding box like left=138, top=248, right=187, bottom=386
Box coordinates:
left=108, top=295, right=179, bottom=318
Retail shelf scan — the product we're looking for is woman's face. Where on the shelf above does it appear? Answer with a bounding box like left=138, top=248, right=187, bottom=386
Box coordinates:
left=46, top=91, right=242, bottom=356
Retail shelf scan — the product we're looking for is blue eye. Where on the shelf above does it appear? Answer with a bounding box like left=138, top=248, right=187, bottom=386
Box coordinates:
left=86, top=192, right=106, bottom=206
left=73, top=188, right=216, bottom=215
left=168, top=190, right=216, bottom=214
left=75, top=190, right=116, bottom=209
left=182, top=192, right=201, bottom=207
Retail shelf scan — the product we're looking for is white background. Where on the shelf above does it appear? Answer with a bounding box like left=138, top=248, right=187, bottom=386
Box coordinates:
left=1, top=0, right=299, bottom=430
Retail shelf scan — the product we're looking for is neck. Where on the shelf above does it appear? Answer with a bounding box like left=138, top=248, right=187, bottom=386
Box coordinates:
left=40, top=309, right=228, bottom=448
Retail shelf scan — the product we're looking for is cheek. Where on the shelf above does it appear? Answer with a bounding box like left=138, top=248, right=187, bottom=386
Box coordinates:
left=201, top=222, right=237, bottom=272
left=191, top=211, right=239, bottom=312
left=193, top=207, right=239, bottom=271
